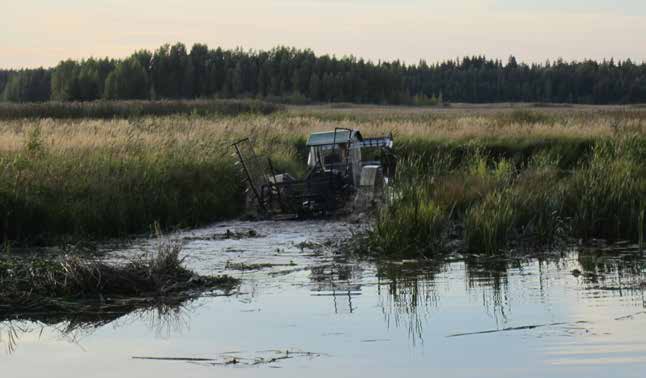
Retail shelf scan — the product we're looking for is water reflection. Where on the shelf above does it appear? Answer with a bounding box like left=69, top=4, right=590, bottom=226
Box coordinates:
left=577, top=247, right=646, bottom=289
left=309, top=261, right=364, bottom=314
left=376, top=261, right=444, bottom=343
left=3, top=248, right=645, bottom=355
left=0, top=301, right=195, bottom=355
left=3, top=220, right=646, bottom=377
left=370, top=248, right=646, bottom=344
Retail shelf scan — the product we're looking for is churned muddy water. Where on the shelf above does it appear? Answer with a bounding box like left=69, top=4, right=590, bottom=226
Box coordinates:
left=2, top=220, right=646, bottom=377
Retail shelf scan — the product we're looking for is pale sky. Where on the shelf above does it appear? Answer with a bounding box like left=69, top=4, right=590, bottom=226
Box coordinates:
left=1, top=0, right=645, bottom=69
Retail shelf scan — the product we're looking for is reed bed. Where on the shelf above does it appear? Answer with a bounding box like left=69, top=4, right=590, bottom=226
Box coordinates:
left=363, top=135, right=646, bottom=257
left=0, top=99, right=283, bottom=120
left=1, top=105, right=646, bottom=247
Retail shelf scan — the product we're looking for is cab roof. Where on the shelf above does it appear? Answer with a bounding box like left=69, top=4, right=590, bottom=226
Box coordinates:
left=306, top=130, right=363, bottom=146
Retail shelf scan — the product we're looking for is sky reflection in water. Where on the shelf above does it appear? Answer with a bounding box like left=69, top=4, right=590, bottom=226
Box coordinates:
left=1, top=220, right=645, bottom=377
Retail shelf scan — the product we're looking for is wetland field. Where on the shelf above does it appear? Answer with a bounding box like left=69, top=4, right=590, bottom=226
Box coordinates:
left=1, top=102, right=646, bottom=377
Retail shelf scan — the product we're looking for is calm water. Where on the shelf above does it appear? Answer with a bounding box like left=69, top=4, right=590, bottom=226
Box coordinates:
left=2, top=221, right=646, bottom=377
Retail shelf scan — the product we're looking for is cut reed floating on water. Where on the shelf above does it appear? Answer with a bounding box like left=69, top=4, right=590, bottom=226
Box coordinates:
left=0, top=239, right=239, bottom=319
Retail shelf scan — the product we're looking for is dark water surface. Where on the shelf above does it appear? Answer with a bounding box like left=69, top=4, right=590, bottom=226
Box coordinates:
left=2, top=221, right=645, bottom=377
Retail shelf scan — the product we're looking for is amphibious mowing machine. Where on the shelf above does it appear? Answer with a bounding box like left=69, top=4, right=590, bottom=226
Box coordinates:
left=233, top=128, right=396, bottom=218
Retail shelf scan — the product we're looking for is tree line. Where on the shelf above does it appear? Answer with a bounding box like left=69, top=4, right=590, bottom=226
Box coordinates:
left=1, top=43, right=646, bottom=104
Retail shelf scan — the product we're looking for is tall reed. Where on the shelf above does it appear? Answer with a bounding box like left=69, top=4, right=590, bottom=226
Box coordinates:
left=366, top=158, right=451, bottom=257
left=2, top=105, right=646, bottom=248
left=364, top=132, right=646, bottom=256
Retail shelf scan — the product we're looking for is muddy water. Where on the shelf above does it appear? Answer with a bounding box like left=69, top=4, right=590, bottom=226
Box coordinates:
left=2, top=221, right=646, bottom=377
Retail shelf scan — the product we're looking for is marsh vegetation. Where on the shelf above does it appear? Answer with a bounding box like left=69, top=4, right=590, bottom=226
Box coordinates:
left=361, top=135, right=646, bottom=256
left=1, top=103, right=646, bottom=255
left=0, top=99, right=282, bottom=120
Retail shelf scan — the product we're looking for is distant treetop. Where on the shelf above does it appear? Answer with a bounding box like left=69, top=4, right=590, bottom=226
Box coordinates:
left=1, top=43, right=645, bottom=104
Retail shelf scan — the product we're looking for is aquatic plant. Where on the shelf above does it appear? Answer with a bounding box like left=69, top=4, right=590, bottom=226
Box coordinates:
left=566, top=138, right=646, bottom=241
left=463, top=190, right=516, bottom=254
left=511, top=169, right=568, bottom=246
left=370, top=198, right=450, bottom=257
left=351, top=158, right=448, bottom=257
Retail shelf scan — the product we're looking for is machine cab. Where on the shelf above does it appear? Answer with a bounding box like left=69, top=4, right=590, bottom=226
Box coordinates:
left=306, top=128, right=394, bottom=188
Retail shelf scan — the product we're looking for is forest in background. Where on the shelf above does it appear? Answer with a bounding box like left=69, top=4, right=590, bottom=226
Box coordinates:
left=1, top=42, right=646, bottom=105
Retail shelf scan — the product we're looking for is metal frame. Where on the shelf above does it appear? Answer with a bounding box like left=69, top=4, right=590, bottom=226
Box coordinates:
left=233, top=129, right=395, bottom=218
left=232, top=138, right=267, bottom=213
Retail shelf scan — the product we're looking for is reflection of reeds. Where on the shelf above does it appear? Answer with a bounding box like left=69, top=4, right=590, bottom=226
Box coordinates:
left=376, top=248, right=646, bottom=344
left=377, top=262, right=444, bottom=344
left=0, top=301, right=195, bottom=355
left=0, top=321, right=20, bottom=354
left=577, top=247, right=646, bottom=291
left=463, top=258, right=512, bottom=324
left=376, top=257, right=524, bottom=342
